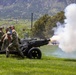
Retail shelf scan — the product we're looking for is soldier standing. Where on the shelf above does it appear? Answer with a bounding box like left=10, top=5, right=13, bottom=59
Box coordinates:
left=9, top=26, right=13, bottom=34
left=1, top=27, right=9, bottom=43
left=0, top=27, right=4, bottom=41
left=0, top=27, right=4, bottom=48
left=1, top=31, right=12, bottom=57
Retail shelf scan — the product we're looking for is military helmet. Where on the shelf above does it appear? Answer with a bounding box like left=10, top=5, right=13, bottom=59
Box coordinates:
left=7, top=31, right=11, bottom=35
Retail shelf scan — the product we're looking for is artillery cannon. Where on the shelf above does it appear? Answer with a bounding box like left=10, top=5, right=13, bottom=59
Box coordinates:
left=0, top=38, right=50, bottom=59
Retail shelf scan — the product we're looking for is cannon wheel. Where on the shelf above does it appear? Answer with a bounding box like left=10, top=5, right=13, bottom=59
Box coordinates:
left=28, top=47, right=42, bottom=59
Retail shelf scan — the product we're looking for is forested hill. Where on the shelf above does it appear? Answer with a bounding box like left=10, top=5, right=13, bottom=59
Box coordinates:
left=0, top=0, right=76, bottom=18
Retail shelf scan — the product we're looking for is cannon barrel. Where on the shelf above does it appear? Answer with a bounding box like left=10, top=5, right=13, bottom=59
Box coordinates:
left=28, top=39, right=50, bottom=47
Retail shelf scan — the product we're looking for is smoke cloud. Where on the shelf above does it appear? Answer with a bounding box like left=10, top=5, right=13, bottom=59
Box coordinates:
left=52, top=4, right=76, bottom=53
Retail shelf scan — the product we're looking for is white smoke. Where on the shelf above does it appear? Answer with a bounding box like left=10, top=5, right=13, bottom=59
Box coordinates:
left=52, top=3, right=76, bottom=53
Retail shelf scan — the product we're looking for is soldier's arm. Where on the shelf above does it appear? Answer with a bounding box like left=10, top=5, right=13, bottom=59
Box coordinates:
left=1, top=34, right=6, bottom=42
left=1, top=39, right=7, bottom=50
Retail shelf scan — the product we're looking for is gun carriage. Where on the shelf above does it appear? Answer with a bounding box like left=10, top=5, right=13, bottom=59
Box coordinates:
left=0, top=38, right=50, bottom=59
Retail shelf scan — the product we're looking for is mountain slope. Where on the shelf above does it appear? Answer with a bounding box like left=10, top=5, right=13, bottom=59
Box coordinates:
left=0, top=0, right=76, bottom=19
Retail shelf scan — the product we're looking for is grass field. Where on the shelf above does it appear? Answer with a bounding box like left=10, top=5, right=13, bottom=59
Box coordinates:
left=0, top=45, right=76, bottom=75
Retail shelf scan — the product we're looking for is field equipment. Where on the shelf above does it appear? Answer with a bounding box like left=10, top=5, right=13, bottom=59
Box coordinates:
left=0, top=38, right=50, bottom=59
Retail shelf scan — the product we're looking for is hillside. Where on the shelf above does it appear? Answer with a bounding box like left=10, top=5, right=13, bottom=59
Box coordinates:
left=0, top=0, right=76, bottom=19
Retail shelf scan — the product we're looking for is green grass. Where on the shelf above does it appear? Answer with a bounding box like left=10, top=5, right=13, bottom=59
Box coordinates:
left=0, top=19, right=33, bottom=28
left=0, top=45, right=76, bottom=75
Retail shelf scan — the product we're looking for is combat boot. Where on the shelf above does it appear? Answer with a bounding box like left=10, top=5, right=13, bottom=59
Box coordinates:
left=18, top=50, right=24, bottom=58
left=6, top=50, right=9, bottom=58
left=6, top=48, right=9, bottom=58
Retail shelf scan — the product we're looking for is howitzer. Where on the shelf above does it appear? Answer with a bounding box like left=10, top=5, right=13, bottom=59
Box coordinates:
left=0, top=38, right=50, bottom=59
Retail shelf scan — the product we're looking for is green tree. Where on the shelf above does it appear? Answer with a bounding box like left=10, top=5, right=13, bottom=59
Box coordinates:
left=32, top=14, right=50, bottom=38
left=32, top=11, right=65, bottom=38
left=45, top=11, right=65, bottom=38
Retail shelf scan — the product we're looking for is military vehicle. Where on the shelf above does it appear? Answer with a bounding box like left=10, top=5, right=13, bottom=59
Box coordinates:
left=0, top=38, right=50, bottom=59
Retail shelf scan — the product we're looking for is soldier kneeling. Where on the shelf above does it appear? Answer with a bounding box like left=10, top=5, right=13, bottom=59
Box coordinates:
left=8, top=29, right=24, bottom=58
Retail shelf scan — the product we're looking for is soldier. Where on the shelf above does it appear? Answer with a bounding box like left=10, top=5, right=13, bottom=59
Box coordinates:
left=0, top=27, right=4, bottom=41
left=11, top=26, right=21, bottom=43
left=8, top=29, right=24, bottom=58
left=9, top=26, right=13, bottom=34
left=1, top=31, right=12, bottom=57
left=0, top=27, right=4, bottom=48
left=1, top=27, right=9, bottom=43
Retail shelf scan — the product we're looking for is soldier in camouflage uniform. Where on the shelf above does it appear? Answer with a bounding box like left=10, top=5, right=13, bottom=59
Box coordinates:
left=0, top=27, right=4, bottom=48
left=1, top=31, right=12, bottom=57
left=8, top=29, right=24, bottom=58
left=1, top=27, right=9, bottom=43
left=0, top=27, right=4, bottom=41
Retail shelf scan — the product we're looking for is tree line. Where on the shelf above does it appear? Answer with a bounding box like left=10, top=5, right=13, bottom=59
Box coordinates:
left=32, top=11, right=65, bottom=39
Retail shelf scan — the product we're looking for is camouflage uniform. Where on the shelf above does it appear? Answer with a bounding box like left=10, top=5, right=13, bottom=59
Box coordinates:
left=8, top=30, right=24, bottom=58
left=1, top=34, right=6, bottom=42
left=1, top=27, right=9, bottom=43
left=0, top=29, right=4, bottom=48
left=0, top=27, right=4, bottom=41
left=0, top=31, right=4, bottom=40
left=1, top=32, right=12, bottom=57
